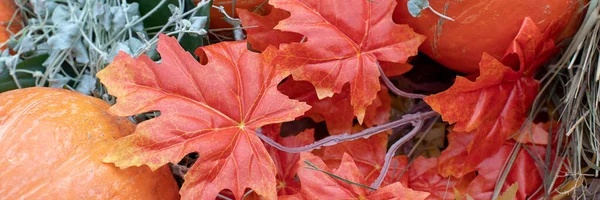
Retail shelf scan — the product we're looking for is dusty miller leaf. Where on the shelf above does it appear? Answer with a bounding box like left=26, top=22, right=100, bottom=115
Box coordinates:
left=50, top=4, right=70, bottom=24
left=407, top=0, right=430, bottom=17
left=107, top=42, right=132, bottom=63
left=72, top=40, right=89, bottom=64
left=75, top=72, right=96, bottom=95
left=47, top=22, right=80, bottom=51
left=49, top=74, right=70, bottom=88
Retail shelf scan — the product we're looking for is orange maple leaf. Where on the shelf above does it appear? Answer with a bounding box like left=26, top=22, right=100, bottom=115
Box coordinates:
left=424, top=17, right=558, bottom=175
left=295, top=152, right=429, bottom=200
left=272, top=0, right=425, bottom=123
left=238, top=5, right=303, bottom=51
left=261, top=124, right=315, bottom=196
left=279, top=78, right=391, bottom=135
left=97, top=35, right=310, bottom=200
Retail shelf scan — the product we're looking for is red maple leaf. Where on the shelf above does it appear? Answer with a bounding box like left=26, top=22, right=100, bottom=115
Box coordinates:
left=379, top=61, right=414, bottom=77
left=316, top=132, right=409, bottom=186
left=279, top=78, right=391, bottom=135
left=501, top=18, right=561, bottom=76
left=238, top=5, right=303, bottom=51
left=295, top=152, right=430, bottom=200
left=438, top=128, right=563, bottom=199
left=261, top=124, right=315, bottom=196
left=408, top=156, right=474, bottom=200
left=97, top=35, right=310, bottom=199
left=272, top=0, right=425, bottom=123
left=424, top=17, right=558, bottom=175
left=513, top=121, right=557, bottom=145
left=439, top=121, right=558, bottom=177
left=465, top=143, right=547, bottom=200
left=437, top=131, right=476, bottom=178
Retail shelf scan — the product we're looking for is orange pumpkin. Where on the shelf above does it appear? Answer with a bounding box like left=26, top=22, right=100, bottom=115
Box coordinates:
left=394, top=0, right=585, bottom=74
left=0, top=0, right=20, bottom=45
left=0, top=87, right=180, bottom=199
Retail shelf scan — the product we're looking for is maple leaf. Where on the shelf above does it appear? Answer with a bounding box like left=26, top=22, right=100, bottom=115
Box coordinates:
left=379, top=61, right=414, bottom=77
left=439, top=121, right=557, bottom=177
left=513, top=121, right=555, bottom=145
left=500, top=18, right=560, bottom=76
left=497, top=183, right=519, bottom=200
left=316, top=132, right=409, bottom=186
left=97, top=35, right=311, bottom=200
left=296, top=152, right=430, bottom=200
left=465, top=143, right=546, bottom=200
left=363, top=85, right=393, bottom=129
left=238, top=5, right=304, bottom=51
left=272, top=0, right=425, bottom=123
left=261, top=124, right=315, bottom=196
left=424, top=17, right=558, bottom=175
left=437, top=131, right=476, bottom=178
left=424, top=54, right=539, bottom=174
left=279, top=78, right=391, bottom=135
left=438, top=130, right=561, bottom=199
left=408, top=156, right=474, bottom=200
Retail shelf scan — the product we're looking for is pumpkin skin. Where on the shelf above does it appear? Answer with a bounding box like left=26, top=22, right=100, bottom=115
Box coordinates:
left=0, top=88, right=180, bottom=199
left=394, top=0, right=585, bottom=74
left=0, top=0, right=20, bottom=45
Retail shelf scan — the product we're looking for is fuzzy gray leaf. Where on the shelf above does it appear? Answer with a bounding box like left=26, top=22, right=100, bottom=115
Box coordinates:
left=47, top=22, right=80, bottom=51
left=71, top=40, right=90, bottom=64
left=75, top=73, right=96, bottom=95
left=107, top=42, right=132, bottom=63
left=49, top=74, right=71, bottom=88
left=407, top=0, right=430, bottom=17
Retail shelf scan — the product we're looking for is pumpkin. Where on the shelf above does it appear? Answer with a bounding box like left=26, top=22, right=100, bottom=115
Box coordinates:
left=0, top=87, right=180, bottom=199
left=394, top=0, right=585, bottom=74
left=0, top=0, right=20, bottom=45
left=195, top=0, right=266, bottom=29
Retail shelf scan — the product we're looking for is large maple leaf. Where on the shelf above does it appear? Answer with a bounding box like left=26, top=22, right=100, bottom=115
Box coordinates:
left=238, top=6, right=303, bottom=51
left=279, top=78, right=391, bottom=135
left=261, top=124, right=314, bottom=196
left=295, top=152, right=429, bottom=200
left=97, top=35, right=310, bottom=200
left=272, top=0, right=425, bottom=123
left=424, top=18, right=557, bottom=175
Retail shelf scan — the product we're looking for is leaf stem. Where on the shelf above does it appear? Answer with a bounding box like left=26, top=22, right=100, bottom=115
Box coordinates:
left=211, top=5, right=244, bottom=40
left=304, top=160, right=377, bottom=190
left=370, top=116, right=430, bottom=189
left=428, top=6, right=454, bottom=21
left=256, top=111, right=438, bottom=153
left=406, top=115, right=439, bottom=157
left=377, top=62, right=427, bottom=99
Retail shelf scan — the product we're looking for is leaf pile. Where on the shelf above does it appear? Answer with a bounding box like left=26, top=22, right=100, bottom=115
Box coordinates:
left=97, top=0, right=569, bottom=199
